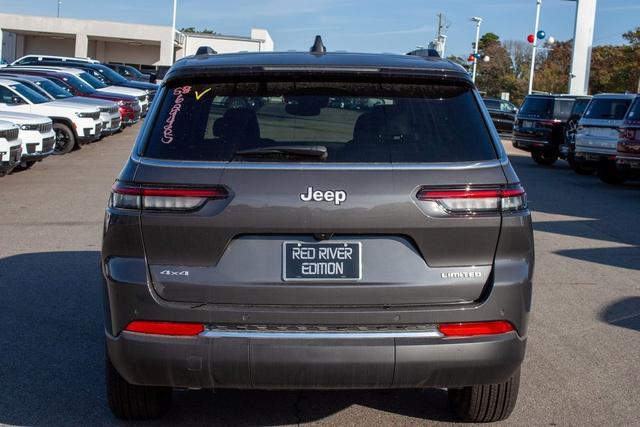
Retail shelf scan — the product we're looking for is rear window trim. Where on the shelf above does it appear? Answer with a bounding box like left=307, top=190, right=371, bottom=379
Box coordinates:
left=133, top=155, right=509, bottom=171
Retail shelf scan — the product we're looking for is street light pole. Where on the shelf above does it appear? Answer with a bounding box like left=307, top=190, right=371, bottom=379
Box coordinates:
left=528, top=0, right=542, bottom=94
left=471, top=17, right=483, bottom=83
left=171, top=0, right=177, bottom=64
left=57, top=0, right=62, bottom=18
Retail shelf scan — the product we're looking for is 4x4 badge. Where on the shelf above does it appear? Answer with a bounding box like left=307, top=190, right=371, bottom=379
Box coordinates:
left=300, top=186, right=347, bottom=205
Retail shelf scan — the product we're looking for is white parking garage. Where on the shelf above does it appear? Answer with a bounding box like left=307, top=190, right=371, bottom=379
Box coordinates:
left=0, top=13, right=273, bottom=67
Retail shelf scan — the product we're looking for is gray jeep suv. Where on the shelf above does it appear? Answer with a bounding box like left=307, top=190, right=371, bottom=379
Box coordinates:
left=102, top=46, right=534, bottom=422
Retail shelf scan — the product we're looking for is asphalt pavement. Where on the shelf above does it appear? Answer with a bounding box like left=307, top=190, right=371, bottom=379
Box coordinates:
left=0, top=124, right=638, bottom=426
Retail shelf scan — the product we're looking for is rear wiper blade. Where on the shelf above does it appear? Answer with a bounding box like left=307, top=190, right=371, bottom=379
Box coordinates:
left=233, top=145, right=328, bottom=161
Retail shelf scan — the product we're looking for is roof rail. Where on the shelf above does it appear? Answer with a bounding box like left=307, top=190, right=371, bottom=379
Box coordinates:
left=195, top=46, right=217, bottom=56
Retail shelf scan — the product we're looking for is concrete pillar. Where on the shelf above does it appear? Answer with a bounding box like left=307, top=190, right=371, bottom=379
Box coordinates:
left=74, top=33, right=88, bottom=58
left=159, top=31, right=175, bottom=66
left=569, top=0, right=597, bottom=95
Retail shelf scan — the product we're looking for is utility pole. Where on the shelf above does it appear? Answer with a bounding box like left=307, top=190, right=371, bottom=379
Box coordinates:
left=57, top=0, right=62, bottom=18
left=471, top=17, right=483, bottom=83
left=430, top=13, right=449, bottom=57
left=528, top=0, right=542, bottom=94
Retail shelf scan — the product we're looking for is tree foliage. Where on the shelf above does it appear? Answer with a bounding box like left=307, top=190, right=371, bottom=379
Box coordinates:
left=179, top=27, right=216, bottom=34
left=469, top=26, right=640, bottom=106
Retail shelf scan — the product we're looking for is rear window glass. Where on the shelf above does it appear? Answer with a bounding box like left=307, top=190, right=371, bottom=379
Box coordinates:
left=553, top=99, right=574, bottom=120
left=144, top=81, right=497, bottom=163
left=519, top=97, right=554, bottom=118
left=583, top=98, right=632, bottom=120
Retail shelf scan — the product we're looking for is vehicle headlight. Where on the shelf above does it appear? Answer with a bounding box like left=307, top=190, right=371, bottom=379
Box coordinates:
left=76, top=112, right=93, bottom=118
left=20, top=124, right=39, bottom=131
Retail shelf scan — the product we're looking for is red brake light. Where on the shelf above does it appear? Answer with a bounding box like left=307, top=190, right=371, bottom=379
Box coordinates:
left=110, top=182, right=228, bottom=211
left=439, top=321, right=514, bottom=337
left=125, top=321, right=204, bottom=336
left=416, top=186, right=527, bottom=213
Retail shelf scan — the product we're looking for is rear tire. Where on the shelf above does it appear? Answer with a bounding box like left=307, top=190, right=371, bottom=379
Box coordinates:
left=568, top=155, right=595, bottom=175
left=597, top=163, right=626, bottom=185
left=531, top=150, right=557, bottom=166
left=53, top=123, right=76, bottom=155
left=106, top=353, right=172, bottom=420
left=448, top=369, right=520, bottom=423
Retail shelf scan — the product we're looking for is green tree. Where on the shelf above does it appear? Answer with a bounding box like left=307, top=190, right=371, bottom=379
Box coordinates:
left=623, top=27, right=640, bottom=46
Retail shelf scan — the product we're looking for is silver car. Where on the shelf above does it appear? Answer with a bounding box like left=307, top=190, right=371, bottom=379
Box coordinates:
left=574, top=93, right=635, bottom=184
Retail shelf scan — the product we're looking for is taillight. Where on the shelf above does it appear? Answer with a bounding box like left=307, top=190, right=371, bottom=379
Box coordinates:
left=620, top=128, right=638, bottom=141
left=538, top=119, right=561, bottom=127
left=439, top=321, right=515, bottom=337
left=416, top=185, right=527, bottom=214
left=125, top=320, right=204, bottom=336
left=110, top=182, right=228, bottom=211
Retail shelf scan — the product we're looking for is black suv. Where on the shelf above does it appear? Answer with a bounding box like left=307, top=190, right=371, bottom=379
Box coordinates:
left=483, top=97, right=518, bottom=134
left=102, top=46, right=533, bottom=422
left=513, top=94, right=590, bottom=165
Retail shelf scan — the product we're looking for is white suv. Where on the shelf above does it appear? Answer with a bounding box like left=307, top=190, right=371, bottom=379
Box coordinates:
left=1, top=73, right=121, bottom=136
left=0, top=78, right=101, bottom=154
left=0, top=120, right=22, bottom=176
left=0, top=111, right=55, bottom=168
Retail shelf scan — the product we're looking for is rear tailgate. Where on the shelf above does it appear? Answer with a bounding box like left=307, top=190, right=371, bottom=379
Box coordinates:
left=137, top=162, right=506, bottom=306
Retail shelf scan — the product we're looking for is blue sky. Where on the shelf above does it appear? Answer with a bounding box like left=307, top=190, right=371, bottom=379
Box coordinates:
left=1, top=0, right=638, bottom=57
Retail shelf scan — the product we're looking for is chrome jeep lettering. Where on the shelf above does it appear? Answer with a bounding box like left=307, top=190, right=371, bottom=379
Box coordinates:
left=300, top=186, right=347, bottom=205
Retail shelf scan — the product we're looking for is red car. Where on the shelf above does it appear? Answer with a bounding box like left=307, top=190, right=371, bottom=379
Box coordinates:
left=0, top=69, right=141, bottom=126
left=616, top=95, right=640, bottom=172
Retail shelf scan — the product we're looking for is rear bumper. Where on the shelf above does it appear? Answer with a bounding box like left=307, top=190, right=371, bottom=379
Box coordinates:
left=617, top=155, right=640, bottom=169
left=512, top=137, right=553, bottom=152
left=106, top=328, right=525, bottom=389
left=574, top=150, right=617, bottom=163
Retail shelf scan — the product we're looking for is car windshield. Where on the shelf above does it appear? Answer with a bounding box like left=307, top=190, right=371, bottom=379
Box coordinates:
left=624, top=98, right=640, bottom=124
left=94, top=65, right=127, bottom=84
left=124, top=66, right=144, bottom=78
left=519, top=97, right=554, bottom=118
left=571, top=99, right=590, bottom=116
left=583, top=98, right=632, bottom=120
left=144, top=81, right=497, bottom=163
left=60, top=74, right=95, bottom=94
left=9, top=83, right=49, bottom=104
left=484, top=99, right=500, bottom=109
left=35, top=79, right=73, bottom=99
left=79, top=72, right=108, bottom=89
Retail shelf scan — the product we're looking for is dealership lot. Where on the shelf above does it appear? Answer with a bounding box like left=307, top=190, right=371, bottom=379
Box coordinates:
left=0, top=124, right=638, bottom=425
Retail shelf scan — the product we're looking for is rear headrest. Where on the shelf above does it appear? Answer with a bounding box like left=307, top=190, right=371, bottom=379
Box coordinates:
left=212, top=107, right=259, bottom=141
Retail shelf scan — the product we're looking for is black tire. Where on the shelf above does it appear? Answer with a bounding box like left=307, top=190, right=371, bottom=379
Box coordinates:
left=106, top=354, right=172, bottom=420
left=52, top=122, right=76, bottom=155
left=568, top=155, right=595, bottom=175
left=531, top=150, right=558, bottom=166
left=448, top=368, right=520, bottom=423
left=597, top=164, right=626, bottom=185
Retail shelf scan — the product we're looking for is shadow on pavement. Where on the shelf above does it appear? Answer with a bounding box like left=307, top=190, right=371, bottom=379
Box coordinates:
left=600, top=296, right=640, bottom=332
left=0, top=251, right=455, bottom=426
left=507, top=154, right=640, bottom=271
